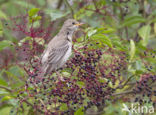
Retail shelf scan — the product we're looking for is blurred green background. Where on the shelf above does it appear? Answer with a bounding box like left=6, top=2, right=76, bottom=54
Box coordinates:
left=0, top=0, right=156, bottom=115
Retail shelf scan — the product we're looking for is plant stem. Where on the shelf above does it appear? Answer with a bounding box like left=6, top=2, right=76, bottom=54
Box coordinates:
left=64, top=0, right=74, bottom=18
left=116, top=75, right=135, bottom=89
left=112, top=90, right=133, bottom=96
left=0, top=85, right=12, bottom=92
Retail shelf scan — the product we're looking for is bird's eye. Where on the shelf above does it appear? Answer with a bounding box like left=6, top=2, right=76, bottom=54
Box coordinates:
left=72, top=22, right=75, bottom=25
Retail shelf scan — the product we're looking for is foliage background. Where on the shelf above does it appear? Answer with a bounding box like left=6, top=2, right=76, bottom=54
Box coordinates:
left=0, top=0, right=156, bottom=115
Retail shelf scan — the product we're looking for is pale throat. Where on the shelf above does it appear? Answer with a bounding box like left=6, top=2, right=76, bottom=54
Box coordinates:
left=66, top=29, right=75, bottom=42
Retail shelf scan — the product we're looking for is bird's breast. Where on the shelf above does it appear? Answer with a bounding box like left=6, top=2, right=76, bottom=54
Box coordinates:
left=41, top=51, right=49, bottom=64
left=63, top=42, right=72, bottom=62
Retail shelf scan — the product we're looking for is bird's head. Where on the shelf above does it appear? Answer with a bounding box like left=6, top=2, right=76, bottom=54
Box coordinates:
left=62, top=19, right=83, bottom=32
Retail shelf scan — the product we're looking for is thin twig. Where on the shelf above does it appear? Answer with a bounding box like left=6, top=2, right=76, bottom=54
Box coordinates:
left=92, top=0, right=98, bottom=10
left=64, top=0, right=74, bottom=18
left=113, top=80, right=156, bottom=96
left=112, top=90, right=134, bottom=96
left=116, top=75, right=135, bottom=89
left=0, top=85, right=12, bottom=92
left=57, top=0, right=63, bottom=9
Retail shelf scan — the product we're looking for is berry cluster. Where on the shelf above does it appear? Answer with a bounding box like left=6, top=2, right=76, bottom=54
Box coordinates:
left=17, top=44, right=129, bottom=114
left=133, top=74, right=156, bottom=107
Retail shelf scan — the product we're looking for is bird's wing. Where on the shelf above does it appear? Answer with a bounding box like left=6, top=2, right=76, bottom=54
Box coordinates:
left=48, top=41, right=69, bottom=64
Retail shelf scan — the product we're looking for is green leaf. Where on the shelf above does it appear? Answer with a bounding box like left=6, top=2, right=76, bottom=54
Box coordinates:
left=111, top=37, right=127, bottom=51
left=74, top=107, right=84, bottom=115
left=60, top=103, right=68, bottom=111
left=98, top=0, right=106, bottom=6
left=138, top=25, right=151, bottom=47
left=0, top=69, right=8, bottom=86
left=91, top=34, right=112, bottom=48
left=76, top=81, right=85, bottom=88
left=5, top=71, right=19, bottom=81
left=18, top=37, right=32, bottom=46
left=45, top=9, right=70, bottom=21
left=1, top=96, right=13, bottom=102
left=0, top=10, right=8, bottom=19
left=8, top=66, right=25, bottom=77
left=28, top=8, right=40, bottom=17
left=121, top=16, right=145, bottom=27
left=97, top=27, right=115, bottom=34
left=0, top=40, right=12, bottom=51
left=0, top=78, right=8, bottom=86
left=0, top=106, right=12, bottom=115
left=28, top=8, right=41, bottom=23
left=87, top=29, right=97, bottom=37
left=129, top=39, right=135, bottom=61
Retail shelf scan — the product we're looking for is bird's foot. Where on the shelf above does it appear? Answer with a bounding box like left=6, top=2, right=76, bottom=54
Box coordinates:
left=58, top=76, right=65, bottom=81
left=56, top=71, right=65, bottom=81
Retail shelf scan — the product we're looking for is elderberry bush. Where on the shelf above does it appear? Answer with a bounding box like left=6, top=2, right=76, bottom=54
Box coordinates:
left=17, top=46, right=128, bottom=114
left=0, top=0, right=156, bottom=115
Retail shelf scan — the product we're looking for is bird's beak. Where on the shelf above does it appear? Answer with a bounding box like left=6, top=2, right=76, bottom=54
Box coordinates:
left=75, top=23, right=84, bottom=26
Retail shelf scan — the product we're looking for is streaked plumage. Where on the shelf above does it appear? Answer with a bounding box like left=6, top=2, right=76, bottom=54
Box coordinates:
left=40, top=19, right=81, bottom=76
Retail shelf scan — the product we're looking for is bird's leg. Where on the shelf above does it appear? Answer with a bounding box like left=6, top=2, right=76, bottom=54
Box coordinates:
left=56, top=71, right=65, bottom=81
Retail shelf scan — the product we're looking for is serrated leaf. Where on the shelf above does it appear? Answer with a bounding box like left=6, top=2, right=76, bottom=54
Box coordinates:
left=138, top=25, right=151, bottom=47
left=0, top=40, right=12, bottom=51
left=129, top=39, right=135, bottom=61
left=91, top=34, right=112, bottom=48
left=74, top=107, right=84, bottom=115
left=121, top=16, right=145, bottom=27
left=28, top=8, right=40, bottom=17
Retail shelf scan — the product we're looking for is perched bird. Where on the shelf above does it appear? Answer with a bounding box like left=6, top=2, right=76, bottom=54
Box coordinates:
left=40, top=19, right=82, bottom=76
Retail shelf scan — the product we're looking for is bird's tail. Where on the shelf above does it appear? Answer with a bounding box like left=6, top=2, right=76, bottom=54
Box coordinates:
left=28, top=65, right=46, bottom=83
left=34, top=65, right=48, bottom=82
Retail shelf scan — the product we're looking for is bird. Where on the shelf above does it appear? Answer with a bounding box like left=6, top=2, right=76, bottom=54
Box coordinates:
left=39, top=19, right=82, bottom=77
